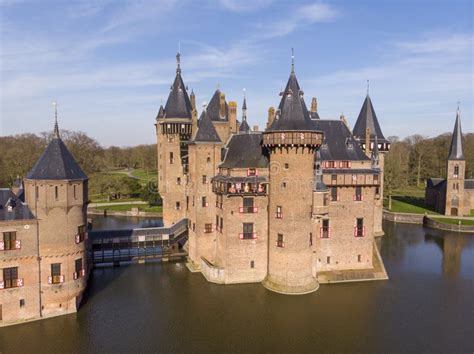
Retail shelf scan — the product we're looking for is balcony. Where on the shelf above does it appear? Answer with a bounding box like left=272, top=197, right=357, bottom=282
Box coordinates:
left=0, top=278, right=24, bottom=289
left=48, top=275, right=65, bottom=284
left=0, top=240, right=21, bottom=251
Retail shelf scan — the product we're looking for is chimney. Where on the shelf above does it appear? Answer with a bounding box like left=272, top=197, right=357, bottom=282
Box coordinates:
left=219, top=92, right=226, bottom=118
left=267, top=106, right=275, bottom=128
left=365, top=127, right=371, bottom=156
left=253, top=125, right=259, bottom=132
left=311, top=97, right=318, bottom=112
left=228, top=101, right=237, bottom=133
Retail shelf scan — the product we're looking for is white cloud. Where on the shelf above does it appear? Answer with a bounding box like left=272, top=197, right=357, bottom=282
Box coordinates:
left=254, top=2, right=338, bottom=39
left=217, top=0, right=272, bottom=12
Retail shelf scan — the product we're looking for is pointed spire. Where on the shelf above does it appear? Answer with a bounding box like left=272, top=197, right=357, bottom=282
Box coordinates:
left=266, top=60, right=316, bottom=132
left=156, top=104, right=165, bottom=119
left=242, top=88, right=247, bottom=121
left=448, top=106, right=464, bottom=160
left=176, top=51, right=181, bottom=74
left=52, top=100, right=60, bottom=139
left=291, top=47, right=295, bottom=74
left=193, top=109, right=221, bottom=143
left=164, top=53, right=192, bottom=119
left=353, top=93, right=386, bottom=141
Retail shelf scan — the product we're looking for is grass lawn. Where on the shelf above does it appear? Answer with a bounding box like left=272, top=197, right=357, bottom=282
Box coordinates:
left=90, top=197, right=143, bottom=203
left=431, top=217, right=474, bottom=226
left=390, top=186, right=426, bottom=198
left=384, top=196, right=439, bottom=214
left=96, top=203, right=162, bottom=213
left=131, top=169, right=157, bottom=181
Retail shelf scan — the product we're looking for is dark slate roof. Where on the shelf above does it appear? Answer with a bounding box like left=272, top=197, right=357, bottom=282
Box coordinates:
left=266, top=71, right=317, bottom=132
left=353, top=95, right=387, bottom=142
left=0, top=189, right=34, bottom=221
left=220, top=133, right=269, bottom=168
left=465, top=179, right=474, bottom=189
left=310, top=111, right=321, bottom=120
left=156, top=105, right=165, bottom=119
left=163, top=72, right=192, bottom=119
left=206, top=89, right=229, bottom=121
left=239, top=119, right=250, bottom=133
left=448, top=110, right=464, bottom=160
left=427, top=178, right=446, bottom=190
left=315, top=120, right=369, bottom=161
left=193, top=110, right=221, bottom=143
left=26, top=137, right=88, bottom=180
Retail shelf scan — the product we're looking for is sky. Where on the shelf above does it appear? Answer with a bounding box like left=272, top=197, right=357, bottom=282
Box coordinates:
left=1, top=0, right=472, bottom=147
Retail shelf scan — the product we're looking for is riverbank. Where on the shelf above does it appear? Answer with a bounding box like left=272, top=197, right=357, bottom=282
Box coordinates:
left=88, top=208, right=162, bottom=218
left=383, top=210, right=474, bottom=233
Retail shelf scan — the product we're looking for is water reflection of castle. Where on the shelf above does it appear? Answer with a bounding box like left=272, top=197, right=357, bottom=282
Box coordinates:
left=425, top=232, right=471, bottom=277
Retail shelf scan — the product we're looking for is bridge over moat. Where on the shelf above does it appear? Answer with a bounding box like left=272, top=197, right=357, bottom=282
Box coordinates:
left=89, top=218, right=188, bottom=266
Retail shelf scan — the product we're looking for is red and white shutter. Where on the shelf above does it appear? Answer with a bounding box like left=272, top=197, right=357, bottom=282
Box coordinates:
left=0, top=241, right=4, bottom=251
left=16, top=278, right=24, bottom=287
left=15, top=240, right=21, bottom=249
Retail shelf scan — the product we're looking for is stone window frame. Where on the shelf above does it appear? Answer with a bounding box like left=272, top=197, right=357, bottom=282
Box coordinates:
left=276, top=233, right=284, bottom=247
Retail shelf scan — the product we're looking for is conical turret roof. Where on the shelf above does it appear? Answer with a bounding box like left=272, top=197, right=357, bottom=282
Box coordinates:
left=193, top=110, right=221, bottom=143
left=156, top=105, right=165, bottom=119
left=26, top=126, right=87, bottom=181
left=266, top=70, right=316, bottom=132
left=448, top=109, right=464, bottom=160
left=353, top=95, right=387, bottom=142
left=163, top=53, right=192, bottom=119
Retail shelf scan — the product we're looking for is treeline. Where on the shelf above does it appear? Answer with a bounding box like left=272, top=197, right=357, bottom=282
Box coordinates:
left=1, top=130, right=473, bottom=197
left=384, top=133, right=474, bottom=194
left=0, top=130, right=156, bottom=187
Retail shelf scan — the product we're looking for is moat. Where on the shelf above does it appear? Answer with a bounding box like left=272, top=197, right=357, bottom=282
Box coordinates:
left=2, top=217, right=473, bottom=353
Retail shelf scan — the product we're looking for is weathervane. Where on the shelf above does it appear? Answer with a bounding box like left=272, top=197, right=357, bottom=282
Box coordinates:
left=367, top=80, right=370, bottom=95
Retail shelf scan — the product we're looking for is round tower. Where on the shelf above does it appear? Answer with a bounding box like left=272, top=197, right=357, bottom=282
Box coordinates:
left=24, top=115, right=89, bottom=318
left=262, top=63, right=323, bottom=294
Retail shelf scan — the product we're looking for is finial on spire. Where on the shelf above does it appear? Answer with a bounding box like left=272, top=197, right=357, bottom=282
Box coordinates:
left=291, top=47, right=295, bottom=73
left=457, top=100, right=461, bottom=114
left=242, top=88, right=247, bottom=121
left=52, top=100, right=60, bottom=139
left=367, top=80, right=370, bottom=95
left=176, top=50, right=181, bottom=74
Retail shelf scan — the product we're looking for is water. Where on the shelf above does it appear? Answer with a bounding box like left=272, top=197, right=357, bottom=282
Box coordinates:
left=2, top=219, right=473, bottom=353
left=89, top=214, right=163, bottom=230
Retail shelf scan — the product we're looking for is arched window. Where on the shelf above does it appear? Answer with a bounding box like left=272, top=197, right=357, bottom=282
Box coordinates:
left=454, top=165, right=459, bottom=178
left=55, top=186, right=59, bottom=200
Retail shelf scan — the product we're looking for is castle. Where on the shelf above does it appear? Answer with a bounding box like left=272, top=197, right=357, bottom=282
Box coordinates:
left=425, top=109, right=474, bottom=216
left=156, top=53, right=390, bottom=294
left=0, top=119, right=89, bottom=326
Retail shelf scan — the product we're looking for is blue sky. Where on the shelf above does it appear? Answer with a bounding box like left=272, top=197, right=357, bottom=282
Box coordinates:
left=1, top=0, right=472, bottom=146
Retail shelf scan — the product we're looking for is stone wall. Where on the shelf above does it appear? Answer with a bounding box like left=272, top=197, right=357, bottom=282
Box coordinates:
left=0, top=219, right=40, bottom=326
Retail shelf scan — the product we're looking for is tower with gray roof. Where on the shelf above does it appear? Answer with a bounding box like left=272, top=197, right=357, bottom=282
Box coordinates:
left=445, top=108, right=466, bottom=216
left=353, top=92, right=390, bottom=236
left=22, top=115, right=89, bottom=320
left=156, top=52, right=194, bottom=225
left=261, top=60, right=324, bottom=294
